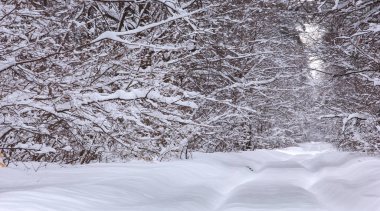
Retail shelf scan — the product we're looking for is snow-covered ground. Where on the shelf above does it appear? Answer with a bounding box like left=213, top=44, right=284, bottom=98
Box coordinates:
left=1, top=142, right=380, bottom=211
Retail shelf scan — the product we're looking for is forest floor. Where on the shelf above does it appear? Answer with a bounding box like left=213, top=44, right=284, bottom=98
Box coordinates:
left=1, top=142, right=380, bottom=211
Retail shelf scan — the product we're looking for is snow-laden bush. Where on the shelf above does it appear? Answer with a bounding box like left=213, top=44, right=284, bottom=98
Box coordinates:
left=338, top=114, right=380, bottom=154
left=315, top=0, right=380, bottom=153
left=0, top=0, right=203, bottom=164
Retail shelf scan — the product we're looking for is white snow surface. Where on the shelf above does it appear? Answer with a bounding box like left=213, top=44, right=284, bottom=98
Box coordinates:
left=1, top=142, right=380, bottom=211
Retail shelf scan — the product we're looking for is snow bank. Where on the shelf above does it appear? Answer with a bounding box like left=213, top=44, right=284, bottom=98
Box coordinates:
left=0, top=142, right=380, bottom=211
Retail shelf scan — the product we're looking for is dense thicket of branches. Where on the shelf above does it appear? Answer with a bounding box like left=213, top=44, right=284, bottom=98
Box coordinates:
left=0, top=0, right=204, bottom=164
left=178, top=0, right=312, bottom=152
left=0, top=0, right=379, bottom=165
left=314, top=0, right=380, bottom=152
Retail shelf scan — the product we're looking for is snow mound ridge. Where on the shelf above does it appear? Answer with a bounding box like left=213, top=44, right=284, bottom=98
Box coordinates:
left=0, top=142, right=380, bottom=211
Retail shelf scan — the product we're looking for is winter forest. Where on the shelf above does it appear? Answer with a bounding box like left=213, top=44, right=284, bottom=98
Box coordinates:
left=0, top=0, right=380, bottom=210
left=1, top=0, right=379, bottom=164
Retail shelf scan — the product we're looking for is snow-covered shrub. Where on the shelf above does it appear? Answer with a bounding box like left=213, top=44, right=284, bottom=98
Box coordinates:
left=0, top=0, right=203, bottom=165
left=338, top=114, right=380, bottom=154
left=311, top=0, right=380, bottom=153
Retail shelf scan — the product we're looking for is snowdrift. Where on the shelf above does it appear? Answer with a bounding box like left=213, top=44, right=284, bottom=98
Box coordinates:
left=0, top=142, right=379, bottom=211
